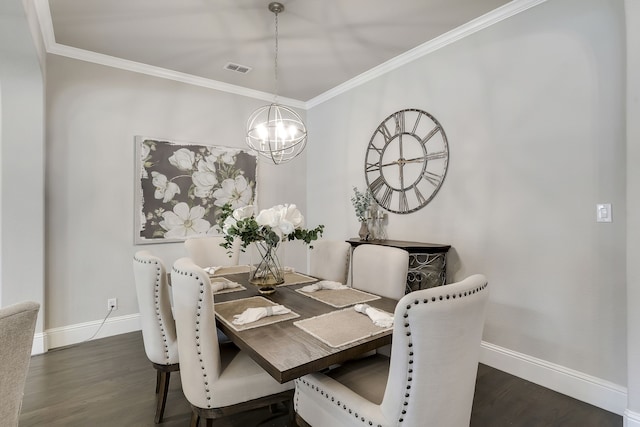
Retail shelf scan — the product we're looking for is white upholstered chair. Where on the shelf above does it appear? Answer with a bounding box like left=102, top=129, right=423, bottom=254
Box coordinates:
left=133, top=251, right=180, bottom=424
left=0, top=301, right=40, bottom=427
left=294, top=274, right=489, bottom=427
left=309, top=239, right=351, bottom=285
left=184, top=236, right=240, bottom=268
left=351, top=244, right=409, bottom=300
left=170, top=257, right=294, bottom=426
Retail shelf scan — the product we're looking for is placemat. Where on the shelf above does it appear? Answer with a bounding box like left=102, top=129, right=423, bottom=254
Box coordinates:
left=277, top=272, right=318, bottom=287
left=210, top=265, right=252, bottom=277
left=295, top=287, right=380, bottom=308
left=294, top=307, right=393, bottom=348
left=215, top=296, right=299, bottom=332
left=210, top=277, right=246, bottom=295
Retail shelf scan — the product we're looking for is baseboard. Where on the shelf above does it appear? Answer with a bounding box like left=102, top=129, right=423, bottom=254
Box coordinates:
left=626, top=409, right=640, bottom=427
left=44, top=313, right=141, bottom=350
left=31, top=332, right=47, bottom=355
left=480, top=341, right=627, bottom=415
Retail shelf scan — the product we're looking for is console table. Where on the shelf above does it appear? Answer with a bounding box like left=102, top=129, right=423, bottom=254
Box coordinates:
left=346, top=238, right=451, bottom=293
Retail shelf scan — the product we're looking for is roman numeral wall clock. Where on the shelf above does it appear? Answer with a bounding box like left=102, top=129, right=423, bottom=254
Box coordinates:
left=364, top=108, right=449, bottom=214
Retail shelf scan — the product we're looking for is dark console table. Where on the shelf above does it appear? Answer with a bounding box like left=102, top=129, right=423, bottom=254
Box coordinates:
left=346, top=238, right=451, bottom=293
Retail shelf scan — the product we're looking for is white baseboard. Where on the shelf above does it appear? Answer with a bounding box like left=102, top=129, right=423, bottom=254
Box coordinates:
left=481, top=341, right=627, bottom=416
left=43, top=312, right=141, bottom=350
left=33, top=318, right=632, bottom=417
left=626, top=409, right=640, bottom=427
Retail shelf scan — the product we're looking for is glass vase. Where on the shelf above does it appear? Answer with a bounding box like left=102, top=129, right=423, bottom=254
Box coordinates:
left=358, top=221, right=370, bottom=241
left=249, top=240, right=285, bottom=294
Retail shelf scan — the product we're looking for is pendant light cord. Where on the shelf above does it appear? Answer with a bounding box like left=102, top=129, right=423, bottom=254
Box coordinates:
left=274, top=9, right=279, bottom=102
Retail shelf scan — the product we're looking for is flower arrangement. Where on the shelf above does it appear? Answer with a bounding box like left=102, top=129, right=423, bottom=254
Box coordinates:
left=217, top=203, right=324, bottom=251
left=351, top=187, right=372, bottom=223
left=217, top=203, right=324, bottom=287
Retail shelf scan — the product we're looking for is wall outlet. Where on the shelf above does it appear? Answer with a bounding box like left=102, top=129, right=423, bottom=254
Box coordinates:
left=107, top=298, right=118, bottom=311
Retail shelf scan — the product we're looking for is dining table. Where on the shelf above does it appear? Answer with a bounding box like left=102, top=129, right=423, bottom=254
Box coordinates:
left=208, top=266, right=398, bottom=384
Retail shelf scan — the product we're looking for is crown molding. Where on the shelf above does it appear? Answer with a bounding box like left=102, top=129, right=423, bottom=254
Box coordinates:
left=305, top=0, right=549, bottom=109
left=32, top=0, right=305, bottom=109
left=33, top=0, right=547, bottom=111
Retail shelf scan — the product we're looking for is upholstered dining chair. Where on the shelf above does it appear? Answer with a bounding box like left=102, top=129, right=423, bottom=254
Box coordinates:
left=309, top=239, right=351, bottom=285
left=294, top=274, right=489, bottom=427
left=351, top=244, right=409, bottom=300
left=133, top=250, right=180, bottom=424
left=184, top=236, right=241, bottom=268
left=0, top=301, right=40, bottom=427
left=170, top=257, right=294, bottom=427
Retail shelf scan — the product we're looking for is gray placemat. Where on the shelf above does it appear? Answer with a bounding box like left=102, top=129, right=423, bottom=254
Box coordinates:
left=294, top=307, right=393, bottom=348
left=295, top=287, right=380, bottom=308
left=276, top=272, right=318, bottom=287
left=210, top=264, right=252, bottom=276
left=215, top=296, right=299, bottom=331
left=210, top=277, right=246, bottom=295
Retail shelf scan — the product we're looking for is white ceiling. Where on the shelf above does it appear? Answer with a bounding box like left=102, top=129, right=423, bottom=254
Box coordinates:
left=42, top=0, right=525, bottom=104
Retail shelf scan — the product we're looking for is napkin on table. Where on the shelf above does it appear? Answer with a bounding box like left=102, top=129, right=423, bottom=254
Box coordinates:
left=232, top=305, right=291, bottom=325
left=210, top=280, right=242, bottom=293
left=300, top=280, right=348, bottom=293
left=204, top=266, right=221, bottom=275
left=354, top=303, right=393, bottom=328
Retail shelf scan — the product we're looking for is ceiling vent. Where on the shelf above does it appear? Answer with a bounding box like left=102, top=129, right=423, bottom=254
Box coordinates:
left=224, top=62, right=252, bottom=74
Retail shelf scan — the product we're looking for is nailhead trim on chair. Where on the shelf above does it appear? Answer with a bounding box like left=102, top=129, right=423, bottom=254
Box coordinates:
left=294, top=281, right=488, bottom=427
left=134, top=255, right=173, bottom=364
left=172, top=265, right=214, bottom=408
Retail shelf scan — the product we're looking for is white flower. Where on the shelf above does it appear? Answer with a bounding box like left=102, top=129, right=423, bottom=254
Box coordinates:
left=208, top=147, right=239, bottom=165
left=192, top=158, right=218, bottom=198
left=233, top=205, right=254, bottom=220
left=140, top=143, right=151, bottom=178
left=213, top=176, right=252, bottom=209
left=222, top=215, right=237, bottom=234
left=168, top=148, right=195, bottom=171
left=151, top=171, right=180, bottom=203
left=140, top=143, right=151, bottom=160
left=255, top=204, right=305, bottom=235
left=282, top=204, right=304, bottom=229
left=159, top=202, right=210, bottom=238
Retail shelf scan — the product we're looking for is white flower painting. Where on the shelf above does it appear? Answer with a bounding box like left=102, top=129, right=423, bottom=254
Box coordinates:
left=135, top=137, right=257, bottom=243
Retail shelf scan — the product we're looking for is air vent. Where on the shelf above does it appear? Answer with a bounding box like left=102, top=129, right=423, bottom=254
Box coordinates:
left=224, top=62, right=252, bottom=74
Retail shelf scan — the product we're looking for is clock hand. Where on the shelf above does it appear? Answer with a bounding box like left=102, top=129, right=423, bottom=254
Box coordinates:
left=379, top=160, right=400, bottom=168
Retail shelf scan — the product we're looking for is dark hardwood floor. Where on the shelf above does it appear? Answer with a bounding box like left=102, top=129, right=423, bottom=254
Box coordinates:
left=19, top=331, right=622, bottom=427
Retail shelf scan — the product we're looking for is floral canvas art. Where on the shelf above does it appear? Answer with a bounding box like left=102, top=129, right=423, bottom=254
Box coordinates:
left=134, top=136, right=258, bottom=243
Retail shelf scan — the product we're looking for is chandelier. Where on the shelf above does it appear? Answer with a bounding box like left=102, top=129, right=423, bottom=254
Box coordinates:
left=245, top=2, right=307, bottom=165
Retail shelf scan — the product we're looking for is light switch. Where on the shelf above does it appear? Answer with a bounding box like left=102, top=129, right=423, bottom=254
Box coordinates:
left=596, top=203, right=612, bottom=223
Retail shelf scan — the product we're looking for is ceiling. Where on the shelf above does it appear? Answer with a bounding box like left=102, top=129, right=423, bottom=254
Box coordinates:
left=43, top=0, right=518, bottom=104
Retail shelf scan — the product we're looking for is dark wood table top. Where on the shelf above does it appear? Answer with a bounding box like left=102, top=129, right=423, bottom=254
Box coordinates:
left=346, top=238, right=451, bottom=253
left=212, top=272, right=397, bottom=383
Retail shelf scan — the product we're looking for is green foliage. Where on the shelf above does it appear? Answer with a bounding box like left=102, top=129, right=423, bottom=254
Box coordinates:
left=351, top=187, right=372, bottom=222
left=217, top=203, right=324, bottom=252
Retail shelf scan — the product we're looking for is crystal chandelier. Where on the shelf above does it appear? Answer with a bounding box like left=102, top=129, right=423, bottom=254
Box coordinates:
left=245, top=2, right=307, bottom=165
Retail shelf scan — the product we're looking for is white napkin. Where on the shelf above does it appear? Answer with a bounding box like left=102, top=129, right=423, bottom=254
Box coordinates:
left=283, top=266, right=295, bottom=273
left=210, top=280, right=242, bottom=293
left=300, top=280, right=348, bottom=293
left=232, top=305, right=291, bottom=325
left=204, top=266, right=221, bottom=275
left=354, top=304, right=393, bottom=328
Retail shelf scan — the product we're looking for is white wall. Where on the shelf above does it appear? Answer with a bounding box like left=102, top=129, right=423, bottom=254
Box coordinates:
left=625, top=1, right=640, bottom=425
left=308, top=0, right=626, bottom=389
left=0, top=0, right=45, bottom=339
left=45, top=55, right=308, bottom=331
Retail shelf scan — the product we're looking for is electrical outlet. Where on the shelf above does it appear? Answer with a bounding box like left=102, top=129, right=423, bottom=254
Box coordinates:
left=107, top=298, right=118, bottom=311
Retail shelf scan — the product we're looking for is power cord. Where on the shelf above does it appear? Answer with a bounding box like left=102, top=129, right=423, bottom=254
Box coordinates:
left=82, top=306, right=115, bottom=343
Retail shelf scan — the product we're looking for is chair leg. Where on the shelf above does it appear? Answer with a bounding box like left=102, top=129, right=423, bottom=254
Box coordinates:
left=190, top=412, right=199, bottom=427
left=155, top=369, right=161, bottom=394
left=154, top=370, right=171, bottom=423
